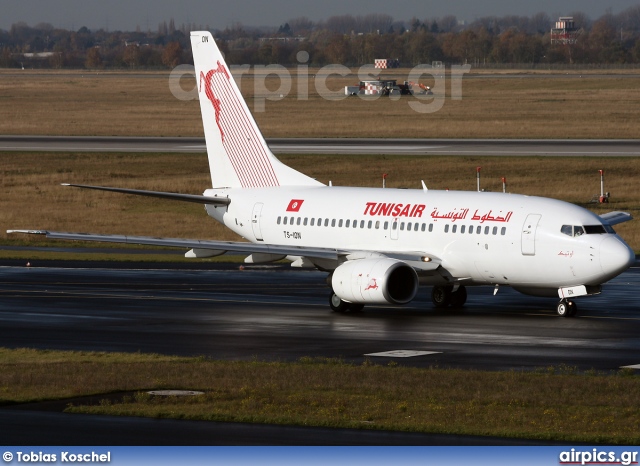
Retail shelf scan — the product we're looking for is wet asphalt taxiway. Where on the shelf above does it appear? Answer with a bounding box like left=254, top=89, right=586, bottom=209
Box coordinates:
left=0, top=260, right=639, bottom=370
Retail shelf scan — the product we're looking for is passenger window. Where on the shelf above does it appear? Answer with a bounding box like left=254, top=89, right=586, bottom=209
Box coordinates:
left=452, top=225, right=457, bottom=233
left=283, top=217, right=288, bottom=225
left=375, top=221, right=380, bottom=229
left=476, top=226, right=482, bottom=234
left=368, top=220, right=372, bottom=229
left=407, top=222, right=412, bottom=231
left=345, top=219, right=350, bottom=228
left=310, top=218, right=315, bottom=226
left=421, top=223, right=426, bottom=232
left=277, top=216, right=281, bottom=225
left=353, top=219, right=357, bottom=228
left=429, top=224, right=433, bottom=232
left=384, top=221, right=389, bottom=230
left=297, top=217, right=301, bottom=225
left=484, top=226, right=490, bottom=235
left=414, top=223, right=419, bottom=232
left=444, top=224, right=449, bottom=233
left=392, top=222, right=397, bottom=230
left=303, top=218, right=308, bottom=226
left=338, top=219, right=343, bottom=227
left=400, top=222, right=405, bottom=231
left=492, top=226, right=497, bottom=235
left=501, top=227, right=506, bottom=235
left=360, top=220, right=365, bottom=228
left=460, top=225, right=466, bottom=234
left=331, top=219, right=336, bottom=227
left=324, top=219, right=329, bottom=227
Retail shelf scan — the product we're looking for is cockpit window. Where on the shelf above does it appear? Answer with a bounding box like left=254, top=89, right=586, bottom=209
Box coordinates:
left=584, top=225, right=607, bottom=234
left=561, top=224, right=615, bottom=236
left=561, top=225, right=584, bottom=237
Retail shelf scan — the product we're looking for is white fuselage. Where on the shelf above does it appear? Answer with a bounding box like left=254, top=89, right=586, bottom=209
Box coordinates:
left=204, top=186, right=635, bottom=296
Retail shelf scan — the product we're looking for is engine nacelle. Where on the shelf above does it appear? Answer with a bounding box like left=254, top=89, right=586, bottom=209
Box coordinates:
left=331, top=258, right=419, bottom=305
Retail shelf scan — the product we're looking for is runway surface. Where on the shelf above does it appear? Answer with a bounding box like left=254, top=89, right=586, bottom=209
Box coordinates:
left=1, top=261, right=639, bottom=371
left=1, top=260, right=638, bottom=445
left=2, top=135, right=640, bottom=156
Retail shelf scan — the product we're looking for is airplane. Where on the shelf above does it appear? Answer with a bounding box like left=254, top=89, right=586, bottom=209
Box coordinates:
left=8, top=31, right=636, bottom=318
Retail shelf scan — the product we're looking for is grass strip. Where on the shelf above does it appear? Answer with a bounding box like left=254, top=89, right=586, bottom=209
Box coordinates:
left=1, top=348, right=638, bottom=444
left=2, top=71, right=640, bottom=139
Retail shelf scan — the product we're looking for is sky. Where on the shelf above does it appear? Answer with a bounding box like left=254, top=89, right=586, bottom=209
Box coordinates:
left=2, top=0, right=639, bottom=32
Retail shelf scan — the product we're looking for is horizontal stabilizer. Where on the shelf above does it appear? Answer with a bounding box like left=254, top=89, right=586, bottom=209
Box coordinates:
left=62, top=183, right=230, bottom=206
left=599, top=211, right=633, bottom=226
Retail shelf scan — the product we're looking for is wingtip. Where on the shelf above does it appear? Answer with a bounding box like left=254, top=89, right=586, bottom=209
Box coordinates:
left=6, top=229, right=47, bottom=235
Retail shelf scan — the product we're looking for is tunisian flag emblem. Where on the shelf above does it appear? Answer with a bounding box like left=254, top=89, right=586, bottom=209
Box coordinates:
left=286, top=199, right=304, bottom=212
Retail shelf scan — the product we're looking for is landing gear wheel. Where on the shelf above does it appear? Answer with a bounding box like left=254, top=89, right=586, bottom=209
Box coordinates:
left=348, top=303, right=365, bottom=313
left=557, top=299, right=577, bottom=317
left=330, top=293, right=350, bottom=313
left=431, top=286, right=452, bottom=308
left=450, top=286, right=467, bottom=308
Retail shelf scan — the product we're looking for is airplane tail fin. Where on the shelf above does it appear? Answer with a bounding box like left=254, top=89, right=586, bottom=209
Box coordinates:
left=190, top=31, right=321, bottom=189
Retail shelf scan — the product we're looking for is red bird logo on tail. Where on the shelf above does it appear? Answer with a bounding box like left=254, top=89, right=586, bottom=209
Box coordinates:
left=199, top=61, right=229, bottom=141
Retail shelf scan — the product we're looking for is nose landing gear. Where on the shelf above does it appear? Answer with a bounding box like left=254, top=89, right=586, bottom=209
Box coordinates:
left=557, top=299, right=577, bottom=317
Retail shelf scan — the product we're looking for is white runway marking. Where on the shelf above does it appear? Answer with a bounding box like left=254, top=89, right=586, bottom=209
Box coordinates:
left=364, top=350, right=441, bottom=358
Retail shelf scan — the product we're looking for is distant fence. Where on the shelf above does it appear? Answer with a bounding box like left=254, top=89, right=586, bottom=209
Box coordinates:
left=462, top=62, right=640, bottom=71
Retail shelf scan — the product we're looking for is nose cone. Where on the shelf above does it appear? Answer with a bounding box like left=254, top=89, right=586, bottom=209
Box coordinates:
left=600, top=236, right=636, bottom=278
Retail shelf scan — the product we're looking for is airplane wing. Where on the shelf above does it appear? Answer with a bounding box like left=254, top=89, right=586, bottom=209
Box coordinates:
left=7, top=229, right=337, bottom=260
left=599, top=211, right=633, bottom=226
left=6, top=230, right=441, bottom=271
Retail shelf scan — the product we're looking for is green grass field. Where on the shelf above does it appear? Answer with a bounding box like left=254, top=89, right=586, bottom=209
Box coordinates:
left=1, top=348, right=639, bottom=444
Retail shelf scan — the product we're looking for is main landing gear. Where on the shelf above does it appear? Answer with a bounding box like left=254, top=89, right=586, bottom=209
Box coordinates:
left=431, top=285, right=467, bottom=308
left=329, top=292, right=364, bottom=313
left=556, top=299, right=577, bottom=317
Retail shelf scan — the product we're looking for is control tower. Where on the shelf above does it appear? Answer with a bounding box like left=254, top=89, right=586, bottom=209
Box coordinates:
left=551, top=16, right=579, bottom=44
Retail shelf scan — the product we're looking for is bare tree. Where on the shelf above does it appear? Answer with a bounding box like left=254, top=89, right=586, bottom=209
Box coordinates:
left=161, top=41, right=182, bottom=68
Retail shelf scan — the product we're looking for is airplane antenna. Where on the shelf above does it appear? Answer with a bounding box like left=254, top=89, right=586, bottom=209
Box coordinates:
left=502, top=177, right=507, bottom=193
left=421, top=180, right=428, bottom=191
left=382, top=173, right=387, bottom=189
left=476, top=166, right=481, bottom=192
left=329, top=181, right=333, bottom=187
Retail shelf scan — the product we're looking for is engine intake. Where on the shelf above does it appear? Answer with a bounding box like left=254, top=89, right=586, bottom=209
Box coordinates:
left=332, top=258, right=419, bottom=305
